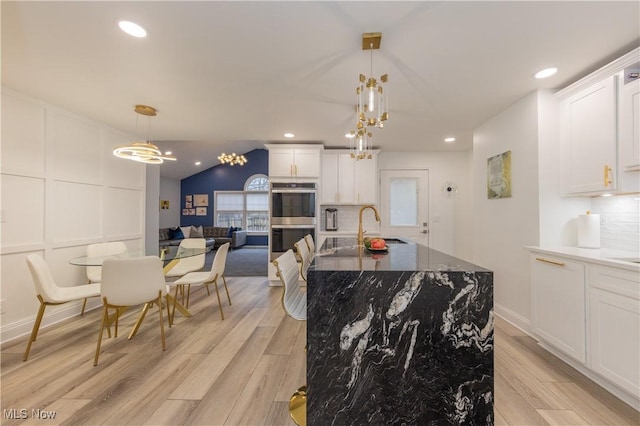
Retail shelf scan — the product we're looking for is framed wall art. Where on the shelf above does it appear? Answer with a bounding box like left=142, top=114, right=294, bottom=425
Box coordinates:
left=194, top=194, right=209, bottom=207
left=196, top=207, right=207, bottom=216
left=487, top=150, right=512, bottom=199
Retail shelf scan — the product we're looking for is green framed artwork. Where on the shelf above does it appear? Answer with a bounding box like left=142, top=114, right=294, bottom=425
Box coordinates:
left=487, top=150, right=512, bottom=199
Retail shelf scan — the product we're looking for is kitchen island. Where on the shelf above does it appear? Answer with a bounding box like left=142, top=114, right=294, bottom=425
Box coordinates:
left=307, top=237, right=494, bottom=425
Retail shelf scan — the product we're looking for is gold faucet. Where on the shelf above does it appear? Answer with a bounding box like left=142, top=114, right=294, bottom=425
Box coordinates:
left=357, top=205, right=380, bottom=246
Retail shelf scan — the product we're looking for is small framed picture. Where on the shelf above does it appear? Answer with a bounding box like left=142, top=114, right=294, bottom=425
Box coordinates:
left=185, top=201, right=193, bottom=208
left=160, top=200, right=170, bottom=210
left=188, top=209, right=196, bottom=216
left=185, top=195, right=193, bottom=202
left=182, top=208, right=189, bottom=215
left=196, top=207, right=207, bottom=216
left=194, top=194, right=209, bottom=207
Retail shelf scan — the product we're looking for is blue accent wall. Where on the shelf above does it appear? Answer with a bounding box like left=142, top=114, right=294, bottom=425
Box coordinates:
left=180, top=148, right=268, bottom=245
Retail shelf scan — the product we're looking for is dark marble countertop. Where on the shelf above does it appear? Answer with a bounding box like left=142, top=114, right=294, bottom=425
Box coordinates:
left=311, top=237, right=489, bottom=272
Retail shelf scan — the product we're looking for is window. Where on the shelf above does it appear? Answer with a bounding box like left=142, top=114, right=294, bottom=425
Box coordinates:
left=214, top=175, right=269, bottom=232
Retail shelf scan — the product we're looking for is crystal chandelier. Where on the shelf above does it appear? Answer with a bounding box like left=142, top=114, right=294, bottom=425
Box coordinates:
left=356, top=33, right=388, bottom=130
left=113, top=105, right=176, bottom=164
left=218, top=152, right=247, bottom=166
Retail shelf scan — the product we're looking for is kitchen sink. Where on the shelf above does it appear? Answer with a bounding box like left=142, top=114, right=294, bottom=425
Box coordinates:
left=381, top=238, right=408, bottom=244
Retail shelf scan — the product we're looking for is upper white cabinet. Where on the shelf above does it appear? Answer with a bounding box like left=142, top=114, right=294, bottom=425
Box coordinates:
left=557, top=48, right=640, bottom=196
left=559, top=75, right=617, bottom=195
left=321, top=150, right=378, bottom=205
left=265, top=144, right=322, bottom=178
left=620, top=74, right=640, bottom=171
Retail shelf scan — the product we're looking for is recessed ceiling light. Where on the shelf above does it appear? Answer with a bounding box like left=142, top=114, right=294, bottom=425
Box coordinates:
left=118, top=20, right=147, bottom=38
left=444, top=137, right=456, bottom=143
left=534, top=67, right=558, bottom=79
left=195, top=161, right=201, bottom=166
left=284, top=133, right=295, bottom=138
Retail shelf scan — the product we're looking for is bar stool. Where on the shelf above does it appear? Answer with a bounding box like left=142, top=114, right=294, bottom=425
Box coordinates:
left=272, top=249, right=307, bottom=426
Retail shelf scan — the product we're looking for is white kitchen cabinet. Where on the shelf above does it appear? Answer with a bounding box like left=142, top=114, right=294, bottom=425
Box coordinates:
left=559, top=75, right=618, bottom=195
left=321, top=150, right=378, bottom=205
left=266, top=144, right=322, bottom=178
left=619, top=76, right=640, bottom=171
left=589, top=266, right=640, bottom=398
left=531, top=254, right=586, bottom=362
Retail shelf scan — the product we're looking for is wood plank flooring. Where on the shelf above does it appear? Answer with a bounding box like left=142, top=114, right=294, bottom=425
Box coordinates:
left=1, top=276, right=638, bottom=425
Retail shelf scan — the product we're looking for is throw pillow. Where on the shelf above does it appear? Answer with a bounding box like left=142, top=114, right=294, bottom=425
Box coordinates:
left=180, top=226, right=192, bottom=238
left=227, top=226, right=234, bottom=238
left=173, top=228, right=184, bottom=240
left=191, top=225, right=204, bottom=238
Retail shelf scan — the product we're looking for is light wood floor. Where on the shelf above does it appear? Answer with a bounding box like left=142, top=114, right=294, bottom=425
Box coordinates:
left=1, top=276, right=638, bottom=425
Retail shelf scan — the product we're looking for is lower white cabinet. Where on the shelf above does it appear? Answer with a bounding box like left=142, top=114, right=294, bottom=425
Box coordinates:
left=529, top=249, right=640, bottom=406
left=531, top=254, right=586, bottom=362
left=589, top=266, right=640, bottom=397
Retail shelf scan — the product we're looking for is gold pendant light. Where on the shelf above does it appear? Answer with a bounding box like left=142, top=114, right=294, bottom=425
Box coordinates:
left=218, top=152, right=248, bottom=166
left=356, top=33, right=388, bottom=129
left=113, top=105, right=176, bottom=164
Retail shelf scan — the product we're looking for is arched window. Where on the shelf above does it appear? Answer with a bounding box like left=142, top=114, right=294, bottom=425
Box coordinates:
left=214, top=174, right=269, bottom=232
left=245, top=174, right=269, bottom=191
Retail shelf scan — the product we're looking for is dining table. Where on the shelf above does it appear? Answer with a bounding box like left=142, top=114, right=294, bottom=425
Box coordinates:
left=69, top=245, right=211, bottom=326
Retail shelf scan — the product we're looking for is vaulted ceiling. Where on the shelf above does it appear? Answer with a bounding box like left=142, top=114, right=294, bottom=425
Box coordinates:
left=3, top=1, right=639, bottom=179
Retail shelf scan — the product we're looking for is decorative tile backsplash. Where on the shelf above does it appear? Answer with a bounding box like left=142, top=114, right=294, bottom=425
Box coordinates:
left=591, top=194, right=640, bottom=253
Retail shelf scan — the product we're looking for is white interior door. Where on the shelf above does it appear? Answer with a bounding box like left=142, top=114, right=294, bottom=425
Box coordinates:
left=380, top=169, right=429, bottom=246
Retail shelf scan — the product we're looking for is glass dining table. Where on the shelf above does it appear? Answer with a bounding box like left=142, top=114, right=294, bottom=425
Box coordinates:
left=69, top=245, right=211, bottom=321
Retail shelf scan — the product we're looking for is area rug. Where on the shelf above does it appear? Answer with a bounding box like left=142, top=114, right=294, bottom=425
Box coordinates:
left=204, top=246, right=268, bottom=276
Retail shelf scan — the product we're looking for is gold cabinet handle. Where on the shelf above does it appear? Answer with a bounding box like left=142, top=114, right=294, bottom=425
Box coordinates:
left=604, top=164, right=612, bottom=186
left=535, top=257, right=565, bottom=267
left=295, top=164, right=298, bottom=176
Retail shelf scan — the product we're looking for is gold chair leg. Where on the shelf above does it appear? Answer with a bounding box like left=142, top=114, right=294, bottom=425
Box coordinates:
left=128, top=303, right=150, bottom=340
left=23, top=297, right=47, bottom=361
left=222, top=275, right=232, bottom=305
left=205, top=282, right=211, bottom=296
left=185, top=284, right=192, bottom=309
left=94, top=302, right=109, bottom=366
left=157, top=291, right=166, bottom=351
left=289, top=385, right=307, bottom=426
left=81, top=298, right=88, bottom=316
left=212, top=278, right=224, bottom=320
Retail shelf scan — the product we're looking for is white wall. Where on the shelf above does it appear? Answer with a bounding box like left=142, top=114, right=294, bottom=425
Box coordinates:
left=472, top=91, right=541, bottom=330
left=0, top=88, right=146, bottom=343
left=378, top=151, right=473, bottom=260
left=159, top=177, right=181, bottom=228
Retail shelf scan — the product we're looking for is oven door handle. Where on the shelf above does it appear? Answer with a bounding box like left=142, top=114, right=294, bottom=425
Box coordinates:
left=271, top=189, right=317, bottom=194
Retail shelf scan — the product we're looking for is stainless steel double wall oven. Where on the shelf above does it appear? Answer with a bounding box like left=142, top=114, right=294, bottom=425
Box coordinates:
left=270, top=182, right=316, bottom=261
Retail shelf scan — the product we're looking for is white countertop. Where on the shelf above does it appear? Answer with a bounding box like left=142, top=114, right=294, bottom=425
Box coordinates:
left=527, top=246, right=640, bottom=272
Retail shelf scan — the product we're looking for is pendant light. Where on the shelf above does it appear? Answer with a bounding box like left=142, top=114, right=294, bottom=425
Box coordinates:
left=113, top=105, right=176, bottom=164
left=356, top=33, right=388, bottom=129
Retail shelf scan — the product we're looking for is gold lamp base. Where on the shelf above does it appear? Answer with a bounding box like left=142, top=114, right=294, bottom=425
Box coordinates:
left=289, top=386, right=307, bottom=426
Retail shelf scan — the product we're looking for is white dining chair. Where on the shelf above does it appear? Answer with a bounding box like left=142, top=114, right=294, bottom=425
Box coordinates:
left=304, top=234, right=315, bottom=263
left=85, top=241, right=127, bottom=314
left=24, top=254, right=101, bottom=361
left=272, top=249, right=307, bottom=425
left=294, top=238, right=311, bottom=282
left=169, top=242, right=231, bottom=321
left=164, top=238, right=206, bottom=279
left=94, top=256, right=168, bottom=366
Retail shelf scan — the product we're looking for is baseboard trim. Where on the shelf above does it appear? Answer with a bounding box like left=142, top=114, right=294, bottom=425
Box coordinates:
left=1, top=298, right=102, bottom=345
left=494, top=302, right=532, bottom=335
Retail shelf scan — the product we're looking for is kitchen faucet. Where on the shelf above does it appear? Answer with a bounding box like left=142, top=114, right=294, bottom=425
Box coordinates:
left=357, top=205, right=380, bottom=246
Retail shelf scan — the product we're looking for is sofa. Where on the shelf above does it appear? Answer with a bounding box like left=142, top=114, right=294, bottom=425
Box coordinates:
left=203, top=226, right=247, bottom=249
left=159, top=225, right=247, bottom=250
